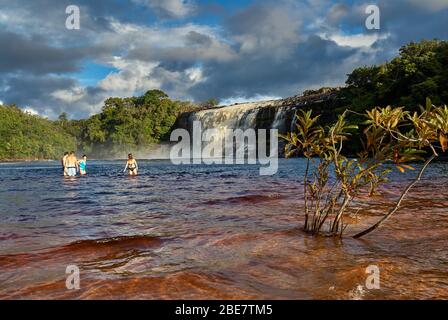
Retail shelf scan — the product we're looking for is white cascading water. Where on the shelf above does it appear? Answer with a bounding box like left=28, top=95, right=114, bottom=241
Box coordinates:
left=190, top=100, right=279, bottom=159
left=192, top=101, right=274, bottom=130
left=181, top=90, right=341, bottom=158
left=271, top=106, right=287, bottom=130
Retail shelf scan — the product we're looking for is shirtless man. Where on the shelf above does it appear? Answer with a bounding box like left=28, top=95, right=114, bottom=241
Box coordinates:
left=64, top=151, right=79, bottom=177
left=61, top=152, right=69, bottom=176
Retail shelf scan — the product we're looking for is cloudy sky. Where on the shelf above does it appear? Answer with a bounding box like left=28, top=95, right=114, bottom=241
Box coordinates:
left=0, top=0, right=447, bottom=119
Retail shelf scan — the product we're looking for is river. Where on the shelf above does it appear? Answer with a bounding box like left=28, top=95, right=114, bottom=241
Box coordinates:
left=0, top=159, right=447, bottom=299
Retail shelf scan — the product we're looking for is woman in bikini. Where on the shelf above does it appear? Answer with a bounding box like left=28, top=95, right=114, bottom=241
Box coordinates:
left=124, top=153, right=138, bottom=176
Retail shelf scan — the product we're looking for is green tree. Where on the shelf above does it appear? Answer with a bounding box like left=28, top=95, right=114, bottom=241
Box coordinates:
left=344, top=39, right=448, bottom=111
left=282, top=103, right=448, bottom=238
left=0, top=104, right=76, bottom=160
left=72, top=90, right=198, bottom=158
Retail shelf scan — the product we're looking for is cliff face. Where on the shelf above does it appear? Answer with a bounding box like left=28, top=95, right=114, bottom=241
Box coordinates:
left=172, top=88, right=346, bottom=155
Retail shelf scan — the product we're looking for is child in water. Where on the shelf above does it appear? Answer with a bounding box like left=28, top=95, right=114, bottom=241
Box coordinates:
left=124, top=154, right=138, bottom=176
left=78, top=155, right=87, bottom=175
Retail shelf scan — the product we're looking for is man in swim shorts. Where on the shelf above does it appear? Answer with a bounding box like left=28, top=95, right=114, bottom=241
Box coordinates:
left=64, top=151, right=79, bottom=177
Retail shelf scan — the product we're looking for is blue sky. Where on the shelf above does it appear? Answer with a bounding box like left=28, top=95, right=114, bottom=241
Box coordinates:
left=0, top=0, right=447, bottom=119
left=72, top=62, right=118, bottom=87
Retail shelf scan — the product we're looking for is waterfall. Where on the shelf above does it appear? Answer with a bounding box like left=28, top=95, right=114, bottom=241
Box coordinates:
left=192, top=101, right=270, bottom=131
left=188, top=100, right=277, bottom=159
left=174, top=89, right=343, bottom=157
left=271, top=106, right=288, bottom=130
left=184, top=100, right=293, bottom=158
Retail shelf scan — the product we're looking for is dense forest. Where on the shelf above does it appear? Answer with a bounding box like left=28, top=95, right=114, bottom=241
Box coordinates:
left=343, top=39, right=448, bottom=111
left=0, top=89, right=198, bottom=160
left=0, top=104, right=76, bottom=160
left=0, top=39, right=447, bottom=160
left=56, top=90, right=200, bottom=158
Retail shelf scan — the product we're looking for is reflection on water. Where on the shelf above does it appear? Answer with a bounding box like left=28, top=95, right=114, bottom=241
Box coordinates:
left=0, top=159, right=447, bottom=299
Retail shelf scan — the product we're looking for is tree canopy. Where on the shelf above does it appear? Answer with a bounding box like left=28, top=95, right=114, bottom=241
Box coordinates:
left=344, top=39, right=448, bottom=111
left=0, top=104, right=76, bottom=160
left=63, top=90, right=199, bottom=158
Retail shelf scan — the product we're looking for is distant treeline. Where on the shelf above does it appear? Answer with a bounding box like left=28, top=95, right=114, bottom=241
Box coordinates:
left=0, top=39, right=447, bottom=160
left=0, top=104, right=76, bottom=160
left=57, top=90, right=200, bottom=158
left=1, top=89, right=200, bottom=160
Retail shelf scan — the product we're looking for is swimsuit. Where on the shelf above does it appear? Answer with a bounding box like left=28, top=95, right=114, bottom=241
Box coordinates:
left=66, top=167, right=77, bottom=177
left=79, top=161, right=86, bottom=173
left=128, top=163, right=137, bottom=173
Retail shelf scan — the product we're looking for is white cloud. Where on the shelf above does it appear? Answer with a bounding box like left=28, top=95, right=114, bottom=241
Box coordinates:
left=185, top=67, right=205, bottom=83
left=97, top=57, right=159, bottom=96
left=106, top=19, right=223, bottom=49
left=0, top=8, right=37, bottom=34
left=51, top=87, right=86, bottom=103
left=23, top=107, right=39, bottom=115
left=132, top=0, right=195, bottom=18
left=319, top=32, right=390, bottom=48
left=92, top=21, right=234, bottom=100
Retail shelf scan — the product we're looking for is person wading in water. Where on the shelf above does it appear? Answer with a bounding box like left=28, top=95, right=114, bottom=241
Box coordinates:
left=78, top=155, right=87, bottom=175
left=64, top=152, right=79, bottom=177
left=124, top=153, right=138, bottom=176
left=61, top=152, right=69, bottom=176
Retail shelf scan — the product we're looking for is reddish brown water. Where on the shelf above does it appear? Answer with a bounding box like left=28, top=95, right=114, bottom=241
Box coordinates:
left=0, top=160, right=447, bottom=299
